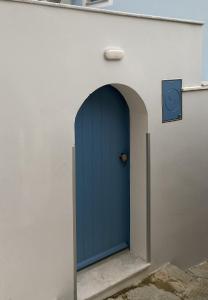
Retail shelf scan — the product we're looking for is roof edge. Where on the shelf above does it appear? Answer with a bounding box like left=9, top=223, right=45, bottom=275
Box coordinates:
left=1, top=0, right=204, bottom=25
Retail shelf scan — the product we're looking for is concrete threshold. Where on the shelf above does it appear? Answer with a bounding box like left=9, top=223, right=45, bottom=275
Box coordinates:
left=77, top=250, right=150, bottom=300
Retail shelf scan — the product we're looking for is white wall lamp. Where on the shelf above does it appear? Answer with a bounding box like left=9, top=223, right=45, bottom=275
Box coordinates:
left=104, top=47, right=125, bottom=61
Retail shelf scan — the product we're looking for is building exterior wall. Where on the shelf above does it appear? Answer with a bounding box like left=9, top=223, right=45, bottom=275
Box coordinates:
left=108, top=0, right=208, bottom=79
left=151, top=88, right=208, bottom=267
left=0, top=1, right=207, bottom=300
left=71, top=0, right=208, bottom=79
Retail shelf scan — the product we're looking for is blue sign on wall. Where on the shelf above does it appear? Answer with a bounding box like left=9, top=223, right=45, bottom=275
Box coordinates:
left=162, top=79, right=182, bottom=123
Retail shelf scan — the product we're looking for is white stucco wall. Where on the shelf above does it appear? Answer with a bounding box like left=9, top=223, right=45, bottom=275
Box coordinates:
left=151, top=89, right=208, bottom=267
left=0, top=1, right=207, bottom=299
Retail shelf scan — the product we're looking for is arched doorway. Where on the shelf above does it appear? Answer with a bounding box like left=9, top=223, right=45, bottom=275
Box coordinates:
left=75, top=85, right=130, bottom=270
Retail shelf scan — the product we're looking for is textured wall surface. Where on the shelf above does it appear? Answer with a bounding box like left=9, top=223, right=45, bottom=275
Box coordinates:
left=0, top=1, right=206, bottom=300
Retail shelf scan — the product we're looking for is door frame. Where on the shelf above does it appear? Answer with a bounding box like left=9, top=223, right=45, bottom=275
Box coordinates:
left=73, top=83, right=149, bottom=280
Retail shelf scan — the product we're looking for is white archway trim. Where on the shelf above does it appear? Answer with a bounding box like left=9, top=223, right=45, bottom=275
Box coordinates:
left=75, top=84, right=149, bottom=300
left=113, top=84, right=149, bottom=261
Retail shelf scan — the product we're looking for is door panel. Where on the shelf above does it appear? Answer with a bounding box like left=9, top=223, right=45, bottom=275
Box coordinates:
left=75, top=85, right=130, bottom=270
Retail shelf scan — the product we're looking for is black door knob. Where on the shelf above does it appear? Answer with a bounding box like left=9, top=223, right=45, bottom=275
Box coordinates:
left=119, top=153, right=128, bottom=163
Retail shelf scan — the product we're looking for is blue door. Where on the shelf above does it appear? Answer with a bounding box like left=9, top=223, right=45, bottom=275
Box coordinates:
left=75, top=85, right=130, bottom=270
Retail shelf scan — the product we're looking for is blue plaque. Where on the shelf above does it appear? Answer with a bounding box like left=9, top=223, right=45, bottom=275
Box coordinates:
left=162, top=79, right=182, bottom=122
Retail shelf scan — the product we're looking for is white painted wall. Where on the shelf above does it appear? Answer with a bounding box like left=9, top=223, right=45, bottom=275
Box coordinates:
left=151, top=89, right=208, bottom=267
left=0, top=1, right=207, bottom=299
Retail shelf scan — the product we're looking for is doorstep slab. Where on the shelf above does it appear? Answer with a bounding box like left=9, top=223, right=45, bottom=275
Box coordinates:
left=77, top=250, right=150, bottom=300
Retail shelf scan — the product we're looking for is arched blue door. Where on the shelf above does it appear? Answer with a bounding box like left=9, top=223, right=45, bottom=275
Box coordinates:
left=75, top=85, right=130, bottom=270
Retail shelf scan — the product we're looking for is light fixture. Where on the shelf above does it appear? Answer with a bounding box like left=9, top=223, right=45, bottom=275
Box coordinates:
left=104, top=47, right=125, bottom=61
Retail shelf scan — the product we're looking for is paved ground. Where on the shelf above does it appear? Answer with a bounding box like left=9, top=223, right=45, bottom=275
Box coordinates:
left=107, top=261, right=208, bottom=300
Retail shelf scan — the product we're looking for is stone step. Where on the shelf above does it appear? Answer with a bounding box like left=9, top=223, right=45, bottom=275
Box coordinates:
left=107, top=261, right=208, bottom=300
left=189, top=261, right=208, bottom=279
left=122, top=285, right=180, bottom=300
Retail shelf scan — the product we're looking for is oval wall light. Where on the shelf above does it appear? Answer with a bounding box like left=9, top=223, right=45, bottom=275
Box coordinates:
left=104, top=48, right=125, bottom=61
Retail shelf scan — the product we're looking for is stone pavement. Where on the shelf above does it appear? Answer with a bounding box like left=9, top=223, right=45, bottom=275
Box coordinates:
left=106, top=261, right=208, bottom=300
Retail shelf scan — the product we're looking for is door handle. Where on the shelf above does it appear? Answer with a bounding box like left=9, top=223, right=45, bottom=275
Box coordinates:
left=119, top=153, right=128, bottom=163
